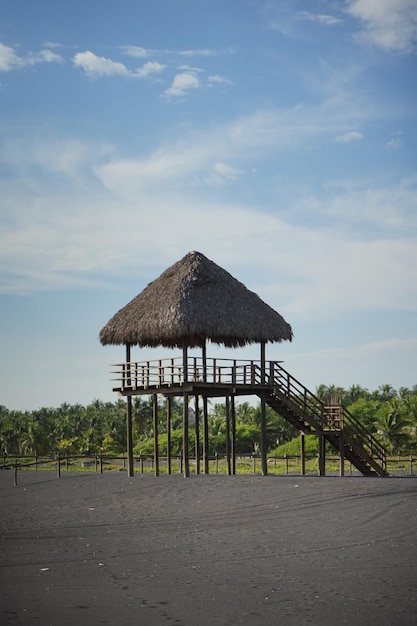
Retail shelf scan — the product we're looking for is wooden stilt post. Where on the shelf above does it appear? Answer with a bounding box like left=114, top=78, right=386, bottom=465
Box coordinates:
left=203, top=397, right=209, bottom=474
left=167, top=396, right=172, bottom=475
left=231, top=395, right=236, bottom=475
left=153, top=394, right=159, bottom=477
left=260, top=399, right=268, bottom=475
left=225, top=396, right=231, bottom=475
left=300, top=432, right=306, bottom=476
left=183, top=346, right=190, bottom=477
left=202, top=342, right=209, bottom=474
left=126, top=343, right=134, bottom=477
left=194, top=395, right=200, bottom=474
left=339, top=432, right=345, bottom=477
left=318, top=433, right=326, bottom=476
left=260, top=341, right=268, bottom=476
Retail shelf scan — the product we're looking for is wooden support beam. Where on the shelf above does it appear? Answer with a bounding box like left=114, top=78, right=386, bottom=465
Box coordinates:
left=194, top=395, right=200, bottom=475
left=300, top=432, right=306, bottom=476
left=153, top=393, right=159, bottom=477
left=260, top=397, right=268, bottom=476
left=231, top=395, right=236, bottom=475
left=126, top=343, right=134, bottom=477
left=203, top=396, right=209, bottom=474
left=225, top=396, right=231, bottom=475
left=318, top=433, right=326, bottom=477
left=183, top=394, right=190, bottom=477
left=167, top=396, right=172, bottom=475
left=339, top=432, right=345, bottom=477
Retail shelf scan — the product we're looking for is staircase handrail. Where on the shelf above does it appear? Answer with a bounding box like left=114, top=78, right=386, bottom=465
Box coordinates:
left=268, top=361, right=327, bottom=427
left=268, top=361, right=387, bottom=471
left=341, top=406, right=387, bottom=470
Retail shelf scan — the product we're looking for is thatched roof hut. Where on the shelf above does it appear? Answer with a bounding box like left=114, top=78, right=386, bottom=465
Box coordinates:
left=99, top=251, right=293, bottom=349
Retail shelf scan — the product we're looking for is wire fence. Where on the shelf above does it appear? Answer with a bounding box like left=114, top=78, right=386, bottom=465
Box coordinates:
left=2, top=452, right=416, bottom=485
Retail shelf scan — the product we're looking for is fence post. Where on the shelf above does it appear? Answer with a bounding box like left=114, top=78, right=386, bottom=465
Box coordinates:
left=285, top=454, right=289, bottom=475
left=14, top=461, right=18, bottom=486
left=215, top=452, right=219, bottom=474
left=410, top=455, right=413, bottom=476
left=252, top=454, right=256, bottom=474
left=57, top=453, right=61, bottom=478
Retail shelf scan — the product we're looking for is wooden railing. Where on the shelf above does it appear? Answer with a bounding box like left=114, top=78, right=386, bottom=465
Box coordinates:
left=112, top=356, right=265, bottom=389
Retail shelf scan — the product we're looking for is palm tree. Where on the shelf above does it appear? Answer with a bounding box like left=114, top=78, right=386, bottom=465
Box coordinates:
left=236, top=401, right=256, bottom=424
left=345, top=385, right=368, bottom=405
left=374, top=401, right=412, bottom=454
left=375, top=384, right=397, bottom=402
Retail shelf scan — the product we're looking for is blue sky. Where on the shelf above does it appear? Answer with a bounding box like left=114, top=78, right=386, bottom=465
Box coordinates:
left=1, top=0, right=416, bottom=410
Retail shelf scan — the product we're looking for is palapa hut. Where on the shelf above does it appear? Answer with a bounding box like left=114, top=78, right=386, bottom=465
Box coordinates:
left=99, top=250, right=293, bottom=349
left=100, top=251, right=293, bottom=477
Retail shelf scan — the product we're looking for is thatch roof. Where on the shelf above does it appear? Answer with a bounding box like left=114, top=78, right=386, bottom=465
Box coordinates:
left=99, top=251, right=293, bottom=349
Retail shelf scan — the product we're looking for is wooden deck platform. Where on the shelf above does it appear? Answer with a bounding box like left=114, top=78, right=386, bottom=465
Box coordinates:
left=109, top=356, right=387, bottom=477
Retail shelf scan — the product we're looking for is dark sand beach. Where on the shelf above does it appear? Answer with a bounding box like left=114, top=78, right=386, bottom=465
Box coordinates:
left=1, top=471, right=416, bottom=625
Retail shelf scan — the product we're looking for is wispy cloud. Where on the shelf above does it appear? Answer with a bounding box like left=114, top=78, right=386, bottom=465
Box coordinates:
left=204, top=162, right=243, bottom=186
left=346, top=0, right=417, bottom=52
left=386, top=137, right=402, bottom=149
left=0, top=41, right=63, bottom=71
left=121, top=45, right=151, bottom=58
left=177, top=48, right=219, bottom=57
left=296, top=11, right=342, bottom=26
left=335, top=130, right=363, bottom=143
left=208, top=74, right=232, bottom=85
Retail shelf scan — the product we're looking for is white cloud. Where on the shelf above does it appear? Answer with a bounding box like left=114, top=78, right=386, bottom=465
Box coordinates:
left=386, top=137, right=402, bottom=149
left=163, top=72, right=201, bottom=99
left=346, top=0, right=417, bottom=52
left=0, top=42, right=24, bottom=71
left=177, top=49, right=218, bottom=57
left=208, top=74, right=232, bottom=85
left=73, top=51, right=130, bottom=77
left=27, top=49, right=64, bottom=65
left=2, top=129, right=417, bottom=331
left=0, top=42, right=63, bottom=71
left=204, top=162, right=243, bottom=186
left=135, top=60, right=166, bottom=78
left=121, top=45, right=150, bottom=58
left=336, top=130, right=364, bottom=142
left=296, top=174, right=417, bottom=232
left=92, top=105, right=374, bottom=196
left=73, top=51, right=165, bottom=79
left=296, top=11, right=342, bottom=25
left=178, top=64, right=204, bottom=73
left=281, top=236, right=417, bottom=318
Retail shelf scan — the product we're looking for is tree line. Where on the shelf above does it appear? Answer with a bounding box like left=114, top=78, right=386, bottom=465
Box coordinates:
left=1, top=383, right=416, bottom=458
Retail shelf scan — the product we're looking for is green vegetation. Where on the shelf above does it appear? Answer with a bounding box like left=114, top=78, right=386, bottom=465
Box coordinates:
left=1, top=384, right=417, bottom=460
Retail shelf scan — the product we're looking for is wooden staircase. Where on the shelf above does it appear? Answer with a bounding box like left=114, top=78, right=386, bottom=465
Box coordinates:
left=258, top=362, right=388, bottom=476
